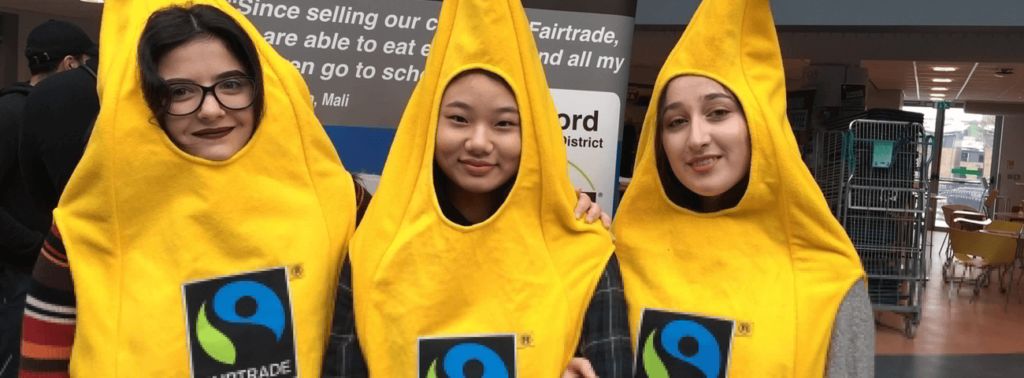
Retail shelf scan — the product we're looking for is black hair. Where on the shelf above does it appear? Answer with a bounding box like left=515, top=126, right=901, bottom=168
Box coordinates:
left=137, top=4, right=264, bottom=128
left=654, top=75, right=749, bottom=213
left=28, top=53, right=88, bottom=76
left=449, top=69, right=515, bottom=99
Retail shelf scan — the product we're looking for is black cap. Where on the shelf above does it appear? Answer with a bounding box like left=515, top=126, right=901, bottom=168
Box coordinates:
left=24, top=20, right=98, bottom=66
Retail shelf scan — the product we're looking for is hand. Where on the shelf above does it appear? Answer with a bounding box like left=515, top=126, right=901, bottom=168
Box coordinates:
left=561, top=357, right=598, bottom=378
left=575, top=189, right=612, bottom=228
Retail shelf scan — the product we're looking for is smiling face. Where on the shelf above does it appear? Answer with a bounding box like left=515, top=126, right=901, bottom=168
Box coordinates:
left=660, top=76, right=751, bottom=198
left=157, top=37, right=255, bottom=161
left=434, top=71, right=522, bottom=195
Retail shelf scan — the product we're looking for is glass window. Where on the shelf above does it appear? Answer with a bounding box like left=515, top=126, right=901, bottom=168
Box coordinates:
left=902, top=105, right=996, bottom=228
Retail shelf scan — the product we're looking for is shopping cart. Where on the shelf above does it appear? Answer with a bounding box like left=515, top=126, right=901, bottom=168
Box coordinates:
left=840, top=120, right=935, bottom=338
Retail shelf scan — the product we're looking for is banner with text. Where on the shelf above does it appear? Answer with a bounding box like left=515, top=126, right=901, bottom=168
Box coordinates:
left=230, top=0, right=636, bottom=211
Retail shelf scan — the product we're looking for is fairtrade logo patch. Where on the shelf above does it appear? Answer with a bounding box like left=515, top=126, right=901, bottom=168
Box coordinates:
left=183, top=268, right=298, bottom=378
left=633, top=309, right=734, bottom=378
left=418, top=334, right=516, bottom=378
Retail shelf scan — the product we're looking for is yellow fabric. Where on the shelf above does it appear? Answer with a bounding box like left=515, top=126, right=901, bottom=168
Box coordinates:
left=348, top=0, right=614, bottom=375
left=56, top=0, right=356, bottom=376
left=612, top=0, right=865, bottom=376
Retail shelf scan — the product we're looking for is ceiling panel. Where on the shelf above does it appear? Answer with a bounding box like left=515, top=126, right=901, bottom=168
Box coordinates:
left=863, top=60, right=1024, bottom=103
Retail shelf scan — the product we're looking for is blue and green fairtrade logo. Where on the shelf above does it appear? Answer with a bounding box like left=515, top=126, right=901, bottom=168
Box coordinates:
left=196, top=280, right=286, bottom=365
left=426, top=343, right=509, bottom=378
left=641, top=319, right=725, bottom=378
left=418, top=335, right=515, bottom=378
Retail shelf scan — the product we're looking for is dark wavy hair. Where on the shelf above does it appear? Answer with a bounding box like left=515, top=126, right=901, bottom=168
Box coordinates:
left=137, top=4, right=264, bottom=128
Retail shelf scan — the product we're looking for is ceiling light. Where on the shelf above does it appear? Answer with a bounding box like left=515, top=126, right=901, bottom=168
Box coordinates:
left=931, top=94, right=946, bottom=97
left=80, top=0, right=103, bottom=3
left=930, top=98, right=945, bottom=101
left=933, top=67, right=957, bottom=72
left=933, top=78, right=953, bottom=83
left=932, top=87, right=949, bottom=91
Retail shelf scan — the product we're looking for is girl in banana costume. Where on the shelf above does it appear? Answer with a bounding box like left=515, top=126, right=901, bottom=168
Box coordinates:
left=614, top=0, right=874, bottom=377
left=345, top=0, right=631, bottom=376
left=20, top=1, right=363, bottom=376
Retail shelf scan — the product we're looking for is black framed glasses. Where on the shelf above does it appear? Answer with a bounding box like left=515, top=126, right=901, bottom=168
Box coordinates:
left=165, top=77, right=256, bottom=116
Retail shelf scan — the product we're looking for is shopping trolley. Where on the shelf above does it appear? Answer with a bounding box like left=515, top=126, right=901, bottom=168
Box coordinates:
left=840, top=120, right=935, bottom=338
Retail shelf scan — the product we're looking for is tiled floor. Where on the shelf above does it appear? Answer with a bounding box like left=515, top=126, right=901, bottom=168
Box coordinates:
left=875, top=231, right=1024, bottom=377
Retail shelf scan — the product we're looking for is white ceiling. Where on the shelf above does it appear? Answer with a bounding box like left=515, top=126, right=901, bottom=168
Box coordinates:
left=861, top=61, right=1024, bottom=103
left=630, top=26, right=1024, bottom=104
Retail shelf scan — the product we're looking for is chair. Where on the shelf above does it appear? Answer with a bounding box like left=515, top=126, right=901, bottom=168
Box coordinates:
left=947, top=229, right=1020, bottom=311
left=986, top=220, right=1024, bottom=234
left=940, top=205, right=983, bottom=281
left=985, top=220, right=1024, bottom=293
left=952, top=211, right=991, bottom=231
left=982, top=188, right=999, bottom=218
left=942, top=204, right=979, bottom=230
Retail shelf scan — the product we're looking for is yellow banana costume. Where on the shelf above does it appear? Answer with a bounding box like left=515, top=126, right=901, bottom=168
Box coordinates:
left=613, top=0, right=865, bottom=377
left=349, top=0, right=614, bottom=376
left=55, top=0, right=356, bottom=376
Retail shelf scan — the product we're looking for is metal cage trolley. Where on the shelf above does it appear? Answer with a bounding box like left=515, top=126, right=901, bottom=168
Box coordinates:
left=841, top=120, right=934, bottom=338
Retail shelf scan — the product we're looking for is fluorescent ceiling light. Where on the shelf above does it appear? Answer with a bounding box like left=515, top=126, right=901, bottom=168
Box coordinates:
left=933, top=67, right=957, bottom=72
left=932, top=87, right=949, bottom=91
left=930, top=98, right=945, bottom=101
left=80, top=0, right=103, bottom=3
left=933, top=78, right=953, bottom=83
left=931, top=94, right=946, bottom=97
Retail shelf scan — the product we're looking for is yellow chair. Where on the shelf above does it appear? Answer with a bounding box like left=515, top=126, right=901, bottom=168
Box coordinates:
left=947, top=228, right=1019, bottom=311
left=940, top=205, right=985, bottom=282
left=985, top=220, right=1024, bottom=294
left=986, top=220, right=1024, bottom=234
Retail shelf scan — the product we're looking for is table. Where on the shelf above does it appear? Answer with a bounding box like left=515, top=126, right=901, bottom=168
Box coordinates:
left=994, top=212, right=1024, bottom=222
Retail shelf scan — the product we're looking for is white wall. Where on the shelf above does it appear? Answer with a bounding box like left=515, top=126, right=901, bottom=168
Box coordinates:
left=867, top=88, right=903, bottom=110
left=999, top=116, right=1024, bottom=209
left=0, top=7, right=100, bottom=83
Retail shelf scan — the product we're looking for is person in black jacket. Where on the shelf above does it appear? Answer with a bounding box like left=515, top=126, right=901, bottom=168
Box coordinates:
left=0, top=83, right=42, bottom=270
left=0, top=19, right=96, bottom=378
left=18, top=58, right=100, bottom=218
left=1, top=20, right=96, bottom=269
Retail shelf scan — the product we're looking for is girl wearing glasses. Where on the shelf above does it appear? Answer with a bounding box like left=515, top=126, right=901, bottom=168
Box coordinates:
left=19, top=1, right=363, bottom=376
